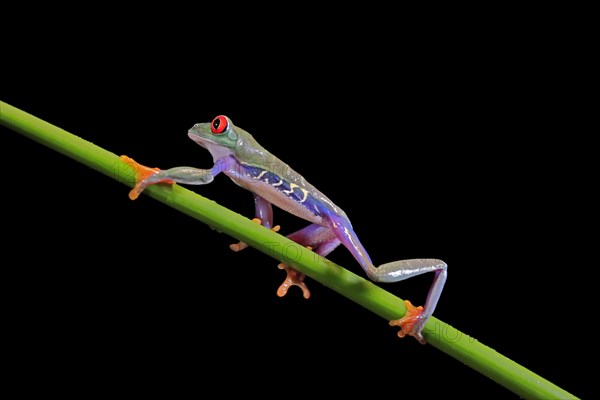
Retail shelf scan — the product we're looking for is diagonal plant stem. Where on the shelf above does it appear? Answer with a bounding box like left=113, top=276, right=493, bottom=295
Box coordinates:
left=0, top=100, right=579, bottom=399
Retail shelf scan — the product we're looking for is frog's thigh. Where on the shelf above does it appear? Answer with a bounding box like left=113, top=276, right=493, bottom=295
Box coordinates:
left=286, top=224, right=337, bottom=250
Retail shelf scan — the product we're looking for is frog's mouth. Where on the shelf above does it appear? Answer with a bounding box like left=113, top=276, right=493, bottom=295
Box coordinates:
left=187, top=131, right=210, bottom=148
left=188, top=130, right=234, bottom=162
left=187, top=126, right=221, bottom=148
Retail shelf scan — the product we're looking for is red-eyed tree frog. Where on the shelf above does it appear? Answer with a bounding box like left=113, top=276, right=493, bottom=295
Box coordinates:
left=121, top=115, right=447, bottom=344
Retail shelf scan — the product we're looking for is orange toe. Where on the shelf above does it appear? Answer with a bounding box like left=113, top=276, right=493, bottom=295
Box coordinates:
left=120, top=155, right=161, bottom=182
left=120, top=155, right=173, bottom=200
left=277, top=263, right=310, bottom=299
left=230, top=219, right=281, bottom=252
left=389, top=300, right=425, bottom=344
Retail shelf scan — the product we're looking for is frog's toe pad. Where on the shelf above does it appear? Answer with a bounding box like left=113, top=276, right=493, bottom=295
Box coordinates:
left=120, top=155, right=162, bottom=181
left=277, top=263, right=310, bottom=299
left=389, top=300, right=426, bottom=344
left=229, top=242, right=249, bottom=252
left=120, top=155, right=173, bottom=200
left=229, top=218, right=281, bottom=252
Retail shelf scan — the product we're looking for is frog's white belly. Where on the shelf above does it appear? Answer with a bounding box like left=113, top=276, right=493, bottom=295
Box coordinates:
left=234, top=176, right=326, bottom=225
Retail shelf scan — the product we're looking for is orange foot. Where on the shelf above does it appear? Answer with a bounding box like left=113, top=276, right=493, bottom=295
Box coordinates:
left=120, top=155, right=174, bottom=200
left=277, top=262, right=311, bottom=299
left=389, top=300, right=426, bottom=344
left=230, top=218, right=281, bottom=252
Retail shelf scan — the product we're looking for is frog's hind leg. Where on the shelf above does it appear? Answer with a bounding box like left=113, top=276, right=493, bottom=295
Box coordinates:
left=276, top=224, right=340, bottom=299
left=327, top=213, right=447, bottom=344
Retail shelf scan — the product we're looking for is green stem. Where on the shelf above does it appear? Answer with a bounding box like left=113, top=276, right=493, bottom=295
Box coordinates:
left=0, top=100, right=579, bottom=399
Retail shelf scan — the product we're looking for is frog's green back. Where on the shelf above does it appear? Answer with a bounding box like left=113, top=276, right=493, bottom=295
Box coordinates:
left=231, top=123, right=347, bottom=219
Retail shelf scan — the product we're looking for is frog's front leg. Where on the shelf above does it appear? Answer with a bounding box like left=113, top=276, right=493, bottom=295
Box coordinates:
left=121, top=155, right=235, bottom=200
left=229, top=194, right=280, bottom=252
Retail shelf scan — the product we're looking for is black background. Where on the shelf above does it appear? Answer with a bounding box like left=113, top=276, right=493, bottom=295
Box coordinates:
left=1, top=14, right=595, bottom=399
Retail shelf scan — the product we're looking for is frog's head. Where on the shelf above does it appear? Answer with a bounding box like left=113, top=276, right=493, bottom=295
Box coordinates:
left=189, top=115, right=266, bottom=163
left=188, top=115, right=239, bottom=162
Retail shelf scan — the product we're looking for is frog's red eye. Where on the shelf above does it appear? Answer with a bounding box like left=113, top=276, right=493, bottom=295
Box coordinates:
left=211, top=115, right=228, bottom=134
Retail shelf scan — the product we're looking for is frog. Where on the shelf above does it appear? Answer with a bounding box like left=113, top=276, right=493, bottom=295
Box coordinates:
left=121, top=115, right=447, bottom=344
